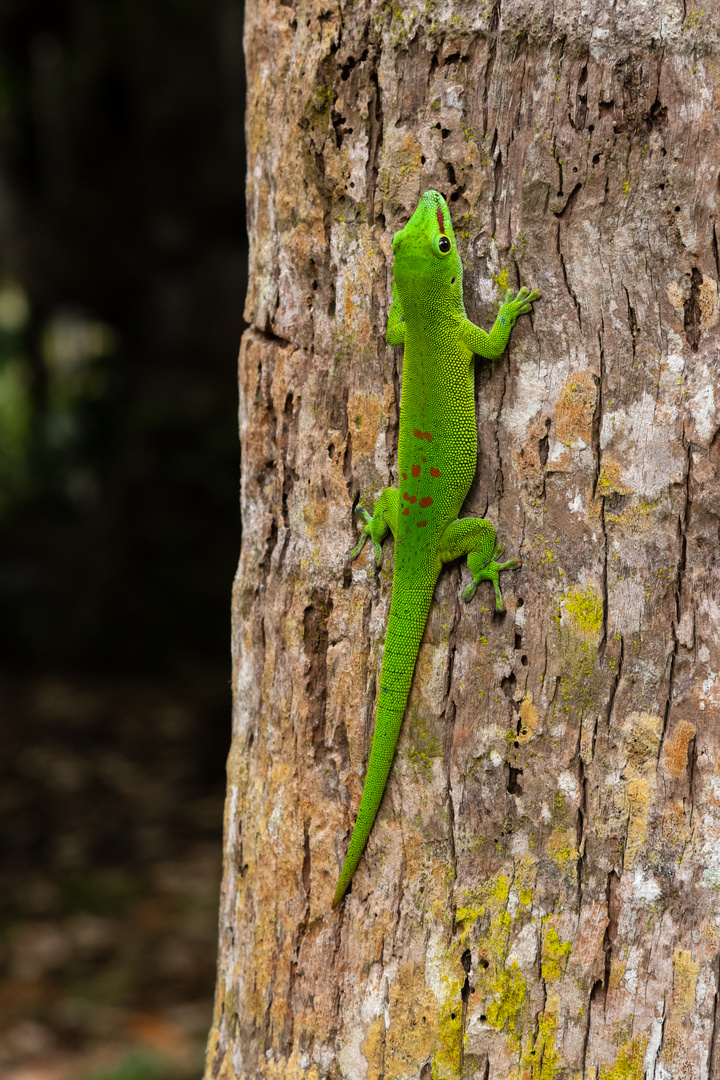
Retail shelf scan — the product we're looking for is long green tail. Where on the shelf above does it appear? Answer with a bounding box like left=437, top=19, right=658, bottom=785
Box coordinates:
left=332, top=575, right=438, bottom=908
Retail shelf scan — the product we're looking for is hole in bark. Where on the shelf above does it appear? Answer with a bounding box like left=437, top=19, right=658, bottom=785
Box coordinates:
left=479, top=958, right=489, bottom=968
left=599, top=100, right=614, bottom=115
left=675, top=205, right=681, bottom=212
left=649, top=98, right=667, bottom=126
left=507, top=765, right=523, bottom=795
left=684, top=267, right=703, bottom=351
left=661, top=147, right=666, bottom=155
left=420, top=1064, right=431, bottom=1080
left=441, top=128, right=451, bottom=139
left=514, top=632, right=522, bottom=649
left=461, top=949, right=472, bottom=972
left=588, top=124, right=594, bottom=132
left=302, top=824, right=311, bottom=893
left=480, top=1014, right=487, bottom=1021
left=516, top=596, right=524, bottom=607
left=573, top=165, right=578, bottom=171
left=659, top=183, right=665, bottom=189
left=592, top=153, right=600, bottom=165
left=421, top=155, right=426, bottom=164
left=501, top=673, right=516, bottom=698
left=521, top=655, right=528, bottom=666
left=538, top=432, right=549, bottom=467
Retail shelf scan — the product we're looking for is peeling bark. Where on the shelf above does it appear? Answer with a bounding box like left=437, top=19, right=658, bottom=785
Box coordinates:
left=206, top=2, right=720, bottom=1078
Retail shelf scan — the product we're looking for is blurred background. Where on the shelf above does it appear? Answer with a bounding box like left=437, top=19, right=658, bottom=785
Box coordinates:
left=0, top=2, right=246, bottom=1078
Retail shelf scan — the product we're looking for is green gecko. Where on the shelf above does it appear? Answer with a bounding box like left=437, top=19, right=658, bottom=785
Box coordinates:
left=332, top=191, right=540, bottom=909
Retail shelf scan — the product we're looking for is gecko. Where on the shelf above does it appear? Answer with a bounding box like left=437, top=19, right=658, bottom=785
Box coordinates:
left=332, top=190, right=540, bottom=908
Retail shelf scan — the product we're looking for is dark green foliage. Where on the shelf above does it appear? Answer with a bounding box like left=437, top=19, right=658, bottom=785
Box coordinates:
left=0, top=0, right=246, bottom=672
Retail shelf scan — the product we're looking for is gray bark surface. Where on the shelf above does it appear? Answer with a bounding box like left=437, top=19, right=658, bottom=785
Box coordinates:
left=207, top=3, right=720, bottom=1077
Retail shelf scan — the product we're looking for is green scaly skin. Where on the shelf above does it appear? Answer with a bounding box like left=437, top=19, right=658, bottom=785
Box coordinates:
left=332, top=191, right=540, bottom=909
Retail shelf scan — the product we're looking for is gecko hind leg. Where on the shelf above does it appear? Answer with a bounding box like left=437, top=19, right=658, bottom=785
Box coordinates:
left=350, top=488, right=399, bottom=567
left=437, top=517, right=521, bottom=613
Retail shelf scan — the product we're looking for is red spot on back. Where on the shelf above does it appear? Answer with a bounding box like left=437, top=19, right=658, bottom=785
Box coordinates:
left=404, top=492, right=416, bottom=503
left=412, top=464, right=421, bottom=478
left=402, top=507, right=409, bottom=515
left=402, top=473, right=407, bottom=480
left=436, top=206, right=446, bottom=234
left=413, top=429, right=433, bottom=443
left=417, top=520, right=427, bottom=527
left=419, top=496, right=433, bottom=508
left=430, top=467, right=440, bottom=477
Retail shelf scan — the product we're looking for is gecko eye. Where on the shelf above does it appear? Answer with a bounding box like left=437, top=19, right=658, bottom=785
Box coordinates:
left=437, top=236, right=451, bottom=254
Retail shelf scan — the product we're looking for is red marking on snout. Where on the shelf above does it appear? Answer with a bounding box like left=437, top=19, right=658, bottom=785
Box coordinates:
left=430, top=467, right=440, bottom=477
left=412, top=465, right=421, bottom=477
left=436, top=206, right=446, bottom=234
left=419, top=497, right=433, bottom=508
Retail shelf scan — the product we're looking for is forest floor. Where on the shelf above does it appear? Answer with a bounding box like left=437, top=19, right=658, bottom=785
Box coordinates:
left=0, top=670, right=229, bottom=1080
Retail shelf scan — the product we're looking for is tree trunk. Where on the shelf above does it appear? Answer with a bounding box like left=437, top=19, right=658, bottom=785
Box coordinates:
left=206, top=3, right=720, bottom=1077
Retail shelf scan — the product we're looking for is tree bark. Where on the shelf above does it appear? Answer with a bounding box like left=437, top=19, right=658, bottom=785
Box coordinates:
left=206, top=3, right=720, bottom=1077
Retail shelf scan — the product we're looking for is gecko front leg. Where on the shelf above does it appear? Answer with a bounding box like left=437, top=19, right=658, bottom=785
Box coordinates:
left=350, top=488, right=399, bottom=567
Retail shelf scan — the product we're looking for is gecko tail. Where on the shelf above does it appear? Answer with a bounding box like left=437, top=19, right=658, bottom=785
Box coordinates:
left=332, top=580, right=436, bottom=909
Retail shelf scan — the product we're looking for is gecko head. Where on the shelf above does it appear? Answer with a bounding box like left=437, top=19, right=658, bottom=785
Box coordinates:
left=391, top=190, right=462, bottom=294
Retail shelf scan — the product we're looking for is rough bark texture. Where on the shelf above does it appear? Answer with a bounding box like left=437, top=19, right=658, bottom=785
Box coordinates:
left=206, top=3, right=720, bottom=1078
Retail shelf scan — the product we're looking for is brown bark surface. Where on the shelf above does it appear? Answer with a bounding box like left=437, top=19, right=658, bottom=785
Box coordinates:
left=207, top=3, right=720, bottom=1077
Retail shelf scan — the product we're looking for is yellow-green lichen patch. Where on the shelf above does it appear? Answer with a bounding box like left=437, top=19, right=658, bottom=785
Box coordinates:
left=514, top=856, right=538, bottom=908
left=563, top=584, right=603, bottom=637
left=540, top=925, right=572, bottom=982
left=547, top=827, right=579, bottom=872
left=596, top=458, right=632, bottom=497
left=671, top=948, right=699, bottom=1017
left=483, top=954, right=526, bottom=1036
left=432, top=991, right=464, bottom=1079
left=599, top=1036, right=647, bottom=1080
left=521, top=1008, right=561, bottom=1080
left=493, top=267, right=510, bottom=295
left=516, top=693, right=538, bottom=744
left=405, top=703, right=443, bottom=779
left=457, top=873, right=528, bottom=1045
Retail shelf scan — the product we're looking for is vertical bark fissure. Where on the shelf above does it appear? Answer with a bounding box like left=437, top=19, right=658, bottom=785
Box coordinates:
left=482, top=0, right=501, bottom=138
left=444, top=698, right=459, bottom=924
left=659, top=437, right=691, bottom=761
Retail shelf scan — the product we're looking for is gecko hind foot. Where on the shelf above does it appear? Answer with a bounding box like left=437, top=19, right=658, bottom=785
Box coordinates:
left=464, top=550, right=522, bottom=611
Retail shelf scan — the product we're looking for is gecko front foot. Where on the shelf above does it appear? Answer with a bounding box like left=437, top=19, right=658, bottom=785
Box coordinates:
left=349, top=490, right=399, bottom=567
